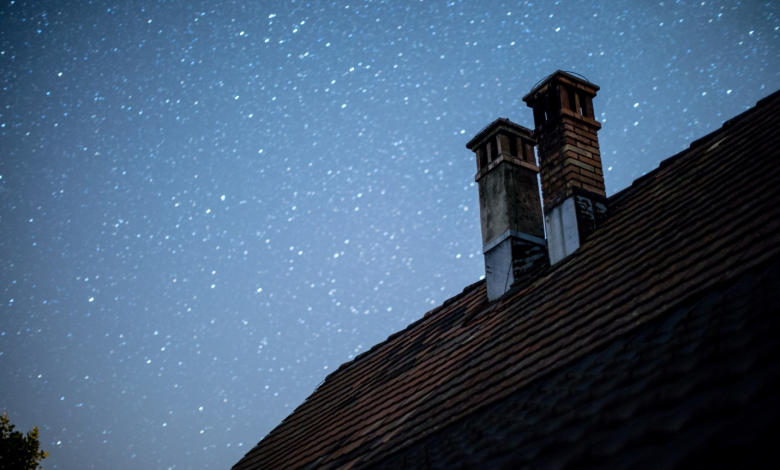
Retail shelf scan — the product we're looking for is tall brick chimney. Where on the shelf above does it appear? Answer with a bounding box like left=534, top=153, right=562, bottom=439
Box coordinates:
left=466, top=118, right=546, bottom=301
left=522, top=71, right=608, bottom=265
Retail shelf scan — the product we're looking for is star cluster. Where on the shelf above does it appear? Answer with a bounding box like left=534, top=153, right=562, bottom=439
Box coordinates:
left=1, top=1, right=778, bottom=469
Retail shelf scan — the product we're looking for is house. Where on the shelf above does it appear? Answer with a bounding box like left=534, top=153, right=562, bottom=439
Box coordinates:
left=232, top=71, right=780, bottom=470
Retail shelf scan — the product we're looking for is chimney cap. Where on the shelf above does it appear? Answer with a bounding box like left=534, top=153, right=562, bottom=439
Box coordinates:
left=522, top=70, right=600, bottom=104
left=465, top=117, right=534, bottom=150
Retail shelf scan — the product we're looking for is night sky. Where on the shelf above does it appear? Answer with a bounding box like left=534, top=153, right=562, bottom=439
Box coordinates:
left=1, top=1, right=777, bottom=469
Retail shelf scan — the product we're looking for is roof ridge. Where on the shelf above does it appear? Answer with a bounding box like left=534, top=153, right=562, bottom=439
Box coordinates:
left=319, top=279, right=485, bottom=384
left=608, top=89, right=780, bottom=205
left=591, top=111, right=778, bottom=250
left=238, top=281, right=488, bottom=466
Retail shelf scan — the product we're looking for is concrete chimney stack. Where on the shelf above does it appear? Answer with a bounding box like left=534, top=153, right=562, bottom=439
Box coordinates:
left=466, top=118, right=546, bottom=301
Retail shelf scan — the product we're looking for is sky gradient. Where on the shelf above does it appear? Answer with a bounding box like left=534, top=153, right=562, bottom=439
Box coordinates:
left=1, top=1, right=778, bottom=469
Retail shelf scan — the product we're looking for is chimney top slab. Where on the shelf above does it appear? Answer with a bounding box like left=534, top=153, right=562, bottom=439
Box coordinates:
left=465, top=117, right=534, bottom=150
left=522, top=70, right=600, bottom=104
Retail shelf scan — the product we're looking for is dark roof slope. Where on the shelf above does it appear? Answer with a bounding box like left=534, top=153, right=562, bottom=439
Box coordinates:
left=372, top=258, right=780, bottom=470
left=233, top=90, right=780, bottom=470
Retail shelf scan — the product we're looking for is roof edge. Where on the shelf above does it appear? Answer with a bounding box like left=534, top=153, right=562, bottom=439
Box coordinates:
left=608, top=88, right=780, bottom=205
left=318, top=279, right=486, bottom=385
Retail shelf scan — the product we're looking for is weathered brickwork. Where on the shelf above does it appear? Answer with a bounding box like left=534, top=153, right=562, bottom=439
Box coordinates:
left=523, top=72, right=606, bottom=209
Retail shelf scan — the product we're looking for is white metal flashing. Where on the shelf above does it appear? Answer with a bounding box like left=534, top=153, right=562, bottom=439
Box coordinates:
left=484, top=238, right=514, bottom=301
left=545, top=196, right=581, bottom=265
left=482, top=229, right=546, bottom=254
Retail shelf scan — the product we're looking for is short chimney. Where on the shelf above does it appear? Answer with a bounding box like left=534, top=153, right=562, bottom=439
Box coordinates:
left=522, top=71, right=608, bottom=265
left=467, top=118, right=546, bottom=301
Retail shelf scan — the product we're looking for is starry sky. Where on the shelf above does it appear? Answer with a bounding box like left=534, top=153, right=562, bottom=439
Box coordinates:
left=0, top=0, right=777, bottom=469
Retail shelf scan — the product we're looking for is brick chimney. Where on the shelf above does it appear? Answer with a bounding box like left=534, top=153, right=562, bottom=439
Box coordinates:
left=466, top=118, right=546, bottom=301
left=522, top=71, right=608, bottom=265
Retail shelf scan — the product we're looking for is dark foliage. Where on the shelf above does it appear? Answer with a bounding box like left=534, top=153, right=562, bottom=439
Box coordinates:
left=0, top=413, right=48, bottom=470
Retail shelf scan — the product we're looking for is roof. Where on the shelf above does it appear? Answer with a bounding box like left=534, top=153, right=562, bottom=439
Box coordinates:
left=233, top=89, right=780, bottom=470
left=371, top=258, right=780, bottom=469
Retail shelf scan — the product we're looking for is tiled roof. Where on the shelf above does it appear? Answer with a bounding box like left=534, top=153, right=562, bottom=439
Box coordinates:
left=233, top=89, right=780, bottom=470
left=370, top=259, right=780, bottom=469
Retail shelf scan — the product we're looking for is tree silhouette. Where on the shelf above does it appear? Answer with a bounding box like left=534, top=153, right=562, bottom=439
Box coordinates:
left=0, top=413, right=49, bottom=470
